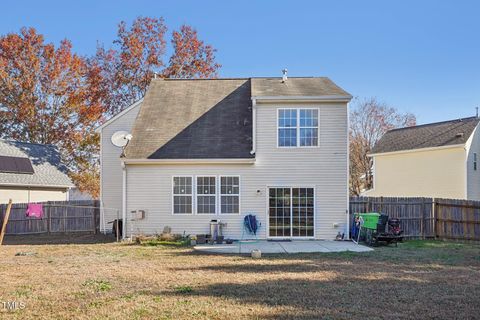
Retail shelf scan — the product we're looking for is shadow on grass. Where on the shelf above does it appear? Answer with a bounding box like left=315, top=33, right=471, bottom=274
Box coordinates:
left=159, top=275, right=478, bottom=320
left=3, top=233, right=115, bottom=245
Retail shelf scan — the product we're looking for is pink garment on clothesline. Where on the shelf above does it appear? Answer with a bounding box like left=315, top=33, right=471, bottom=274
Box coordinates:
left=26, top=203, right=43, bottom=218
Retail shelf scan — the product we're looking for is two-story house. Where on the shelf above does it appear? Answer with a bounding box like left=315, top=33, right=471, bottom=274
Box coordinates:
left=97, top=76, right=352, bottom=239
left=364, top=116, right=480, bottom=200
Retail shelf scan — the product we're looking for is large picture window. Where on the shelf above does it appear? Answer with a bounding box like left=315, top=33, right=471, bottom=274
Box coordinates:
left=220, top=176, right=240, bottom=214
left=278, top=108, right=318, bottom=147
left=173, top=177, right=193, bottom=214
left=197, top=176, right=216, bottom=214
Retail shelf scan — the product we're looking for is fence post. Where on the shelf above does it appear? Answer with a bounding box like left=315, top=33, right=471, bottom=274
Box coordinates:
left=47, top=203, right=51, bottom=235
left=433, top=198, right=438, bottom=239
left=421, top=198, right=425, bottom=239
left=93, top=201, right=97, bottom=235
left=463, top=201, right=468, bottom=240
left=63, top=204, right=67, bottom=233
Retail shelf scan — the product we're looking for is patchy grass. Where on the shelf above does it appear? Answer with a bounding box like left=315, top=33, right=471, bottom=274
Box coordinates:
left=0, top=239, right=479, bottom=319
left=139, top=238, right=190, bottom=247
left=174, top=285, right=193, bottom=294
left=83, top=279, right=112, bottom=292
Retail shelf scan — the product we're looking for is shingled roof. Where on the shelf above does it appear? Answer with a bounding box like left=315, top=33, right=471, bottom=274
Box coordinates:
left=251, top=77, right=351, bottom=97
left=0, top=140, right=74, bottom=188
left=124, top=77, right=350, bottom=159
left=371, top=117, right=480, bottom=154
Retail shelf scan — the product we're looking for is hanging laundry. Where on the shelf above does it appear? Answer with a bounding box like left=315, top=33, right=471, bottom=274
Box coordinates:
left=26, top=204, right=43, bottom=218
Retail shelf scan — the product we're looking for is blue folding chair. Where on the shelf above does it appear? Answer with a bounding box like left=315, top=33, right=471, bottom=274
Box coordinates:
left=241, top=214, right=260, bottom=241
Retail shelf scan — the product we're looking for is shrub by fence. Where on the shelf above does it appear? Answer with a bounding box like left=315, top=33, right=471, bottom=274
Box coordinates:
left=350, top=197, right=480, bottom=241
left=0, top=200, right=100, bottom=235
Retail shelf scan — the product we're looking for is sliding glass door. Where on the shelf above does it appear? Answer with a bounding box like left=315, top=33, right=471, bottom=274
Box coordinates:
left=268, top=187, right=315, bottom=238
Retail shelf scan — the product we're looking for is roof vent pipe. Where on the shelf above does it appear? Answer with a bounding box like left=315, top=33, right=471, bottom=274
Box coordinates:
left=282, top=69, right=288, bottom=83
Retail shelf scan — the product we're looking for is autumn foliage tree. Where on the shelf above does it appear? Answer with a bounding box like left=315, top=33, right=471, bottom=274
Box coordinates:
left=0, top=17, right=221, bottom=197
left=163, top=25, right=221, bottom=79
left=349, top=98, right=416, bottom=196
left=95, top=17, right=220, bottom=116
left=0, top=27, right=103, bottom=197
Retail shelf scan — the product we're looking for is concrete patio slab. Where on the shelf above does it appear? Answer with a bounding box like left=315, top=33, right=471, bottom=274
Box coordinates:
left=278, top=241, right=331, bottom=253
left=194, top=240, right=373, bottom=254
left=317, top=241, right=373, bottom=253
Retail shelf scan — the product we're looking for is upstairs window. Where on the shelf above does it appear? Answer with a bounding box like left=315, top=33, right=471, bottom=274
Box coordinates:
left=475, top=153, right=477, bottom=171
left=278, top=109, right=297, bottom=147
left=278, top=109, right=318, bottom=147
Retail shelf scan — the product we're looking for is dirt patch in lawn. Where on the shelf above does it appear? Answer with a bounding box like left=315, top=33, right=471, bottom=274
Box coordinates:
left=0, top=240, right=479, bottom=319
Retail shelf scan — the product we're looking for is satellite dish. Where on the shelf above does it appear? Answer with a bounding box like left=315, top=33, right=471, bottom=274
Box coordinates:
left=111, top=131, right=132, bottom=147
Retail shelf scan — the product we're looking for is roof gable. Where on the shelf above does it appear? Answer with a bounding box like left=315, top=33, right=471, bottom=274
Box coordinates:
left=371, top=117, right=480, bottom=154
left=125, top=79, right=253, bottom=159
left=95, top=99, right=143, bottom=133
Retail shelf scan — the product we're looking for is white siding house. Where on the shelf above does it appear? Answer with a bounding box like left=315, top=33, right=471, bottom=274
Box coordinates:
left=98, top=77, right=352, bottom=239
left=97, top=100, right=142, bottom=231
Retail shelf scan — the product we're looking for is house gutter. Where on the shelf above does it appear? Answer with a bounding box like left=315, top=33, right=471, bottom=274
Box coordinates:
left=346, top=101, right=350, bottom=240
left=0, top=183, right=73, bottom=189
left=123, top=158, right=255, bottom=165
left=368, top=143, right=465, bottom=157
left=250, top=98, right=257, bottom=155
left=252, top=95, right=352, bottom=103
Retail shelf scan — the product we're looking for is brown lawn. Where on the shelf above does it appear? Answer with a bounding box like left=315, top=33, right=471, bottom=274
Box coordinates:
left=0, top=236, right=479, bottom=320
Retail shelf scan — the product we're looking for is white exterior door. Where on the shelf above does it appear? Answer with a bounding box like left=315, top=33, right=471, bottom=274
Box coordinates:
left=268, top=187, right=315, bottom=238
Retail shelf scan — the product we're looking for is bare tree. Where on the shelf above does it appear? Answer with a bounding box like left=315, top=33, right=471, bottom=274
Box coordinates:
left=349, top=98, right=416, bottom=196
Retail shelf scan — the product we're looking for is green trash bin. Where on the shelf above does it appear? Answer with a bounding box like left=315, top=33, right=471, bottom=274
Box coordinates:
left=355, top=212, right=380, bottom=230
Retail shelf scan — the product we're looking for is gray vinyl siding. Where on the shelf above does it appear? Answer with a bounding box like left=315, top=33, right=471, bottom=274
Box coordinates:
left=99, top=103, right=141, bottom=231
left=125, top=102, right=348, bottom=239
left=467, top=124, right=480, bottom=200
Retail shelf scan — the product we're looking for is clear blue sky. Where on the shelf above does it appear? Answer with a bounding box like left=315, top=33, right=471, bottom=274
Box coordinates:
left=1, top=0, right=479, bottom=124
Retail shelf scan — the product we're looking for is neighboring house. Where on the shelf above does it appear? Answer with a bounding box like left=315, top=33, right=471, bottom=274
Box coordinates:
left=97, top=77, right=352, bottom=239
left=364, top=116, right=480, bottom=200
left=0, top=140, right=74, bottom=203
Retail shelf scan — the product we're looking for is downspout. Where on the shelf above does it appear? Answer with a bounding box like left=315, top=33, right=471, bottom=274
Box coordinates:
left=121, top=160, right=127, bottom=240
left=346, top=101, right=350, bottom=239
left=250, top=98, right=257, bottom=155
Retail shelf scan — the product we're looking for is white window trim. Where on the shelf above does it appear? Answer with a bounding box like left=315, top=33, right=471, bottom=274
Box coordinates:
left=265, top=185, right=316, bottom=239
left=172, top=176, right=194, bottom=215
left=277, top=108, right=320, bottom=148
left=219, top=175, right=241, bottom=215
left=172, top=175, right=241, bottom=215
left=196, top=176, right=217, bottom=215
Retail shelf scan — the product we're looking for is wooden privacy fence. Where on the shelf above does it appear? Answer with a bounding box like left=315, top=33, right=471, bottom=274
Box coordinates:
left=350, top=197, right=480, bottom=241
left=0, top=200, right=100, bottom=235
left=435, top=198, right=480, bottom=241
